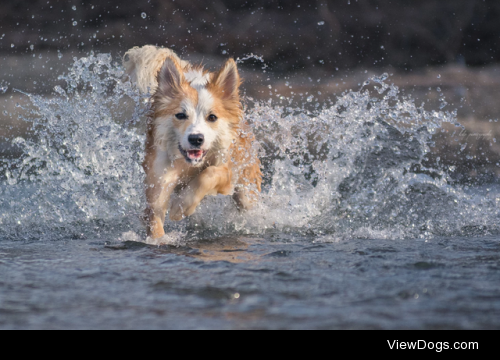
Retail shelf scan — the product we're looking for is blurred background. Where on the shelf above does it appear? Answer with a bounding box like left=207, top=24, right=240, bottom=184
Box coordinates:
left=1, top=0, right=499, bottom=181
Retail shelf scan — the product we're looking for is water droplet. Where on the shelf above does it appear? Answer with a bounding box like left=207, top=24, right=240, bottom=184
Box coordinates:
left=437, top=74, right=441, bottom=79
left=11, top=44, right=14, bottom=48
left=307, top=95, right=314, bottom=102
left=319, top=59, right=324, bottom=64
left=141, top=12, right=147, bottom=19
left=30, top=45, right=34, bottom=51
left=58, top=53, right=63, bottom=60
left=53, top=86, right=66, bottom=95
left=72, top=5, right=77, bottom=11
left=72, top=21, right=78, bottom=26
left=317, top=21, right=325, bottom=26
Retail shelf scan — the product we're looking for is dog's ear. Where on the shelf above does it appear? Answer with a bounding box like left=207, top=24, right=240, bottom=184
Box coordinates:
left=157, top=58, right=184, bottom=98
left=212, top=59, right=241, bottom=100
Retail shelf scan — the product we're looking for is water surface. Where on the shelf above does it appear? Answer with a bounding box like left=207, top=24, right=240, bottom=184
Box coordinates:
left=1, top=234, right=499, bottom=329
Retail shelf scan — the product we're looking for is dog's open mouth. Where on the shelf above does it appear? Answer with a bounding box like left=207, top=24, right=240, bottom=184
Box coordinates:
left=179, top=145, right=207, bottom=163
left=187, top=149, right=204, bottom=160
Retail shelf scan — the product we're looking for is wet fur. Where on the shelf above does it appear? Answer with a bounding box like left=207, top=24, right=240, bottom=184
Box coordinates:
left=123, top=46, right=262, bottom=239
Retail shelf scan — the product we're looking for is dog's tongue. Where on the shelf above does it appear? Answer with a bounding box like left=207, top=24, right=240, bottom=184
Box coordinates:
left=187, top=150, right=203, bottom=160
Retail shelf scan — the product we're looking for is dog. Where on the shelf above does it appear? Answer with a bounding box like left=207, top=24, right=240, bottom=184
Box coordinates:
left=123, top=46, right=262, bottom=239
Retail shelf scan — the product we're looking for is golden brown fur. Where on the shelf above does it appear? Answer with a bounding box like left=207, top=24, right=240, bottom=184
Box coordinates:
left=124, top=46, right=261, bottom=239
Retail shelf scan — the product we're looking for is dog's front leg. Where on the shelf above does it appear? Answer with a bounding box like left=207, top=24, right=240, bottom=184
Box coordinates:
left=169, top=165, right=232, bottom=221
left=144, top=168, right=180, bottom=239
left=232, top=160, right=262, bottom=211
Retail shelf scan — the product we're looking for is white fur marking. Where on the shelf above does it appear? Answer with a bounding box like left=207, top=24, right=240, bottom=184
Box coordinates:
left=184, top=69, right=210, bottom=89
left=197, top=88, right=214, bottom=114
left=180, top=94, right=218, bottom=154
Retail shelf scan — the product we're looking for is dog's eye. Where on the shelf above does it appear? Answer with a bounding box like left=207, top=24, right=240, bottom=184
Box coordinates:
left=175, top=113, right=188, bottom=120
left=207, top=114, right=218, bottom=122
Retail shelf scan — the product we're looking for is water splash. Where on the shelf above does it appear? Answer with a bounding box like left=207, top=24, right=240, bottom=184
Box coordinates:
left=188, top=77, right=499, bottom=240
left=0, top=54, right=498, bottom=242
left=236, top=54, right=269, bottom=71
left=0, top=54, right=149, bottom=240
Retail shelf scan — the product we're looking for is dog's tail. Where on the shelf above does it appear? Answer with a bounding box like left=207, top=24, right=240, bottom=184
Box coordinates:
left=123, top=45, right=189, bottom=94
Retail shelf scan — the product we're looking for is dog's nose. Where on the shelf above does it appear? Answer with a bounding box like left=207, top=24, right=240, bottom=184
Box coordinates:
left=188, top=134, right=204, bottom=147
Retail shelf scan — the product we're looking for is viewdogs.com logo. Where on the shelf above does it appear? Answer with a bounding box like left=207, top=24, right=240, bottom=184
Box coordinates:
left=388, top=340, right=478, bottom=352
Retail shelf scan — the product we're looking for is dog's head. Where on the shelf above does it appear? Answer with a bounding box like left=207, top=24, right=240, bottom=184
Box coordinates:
left=152, top=58, right=242, bottom=166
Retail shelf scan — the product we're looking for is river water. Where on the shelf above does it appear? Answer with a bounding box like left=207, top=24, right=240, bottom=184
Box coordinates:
left=0, top=54, right=499, bottom=329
